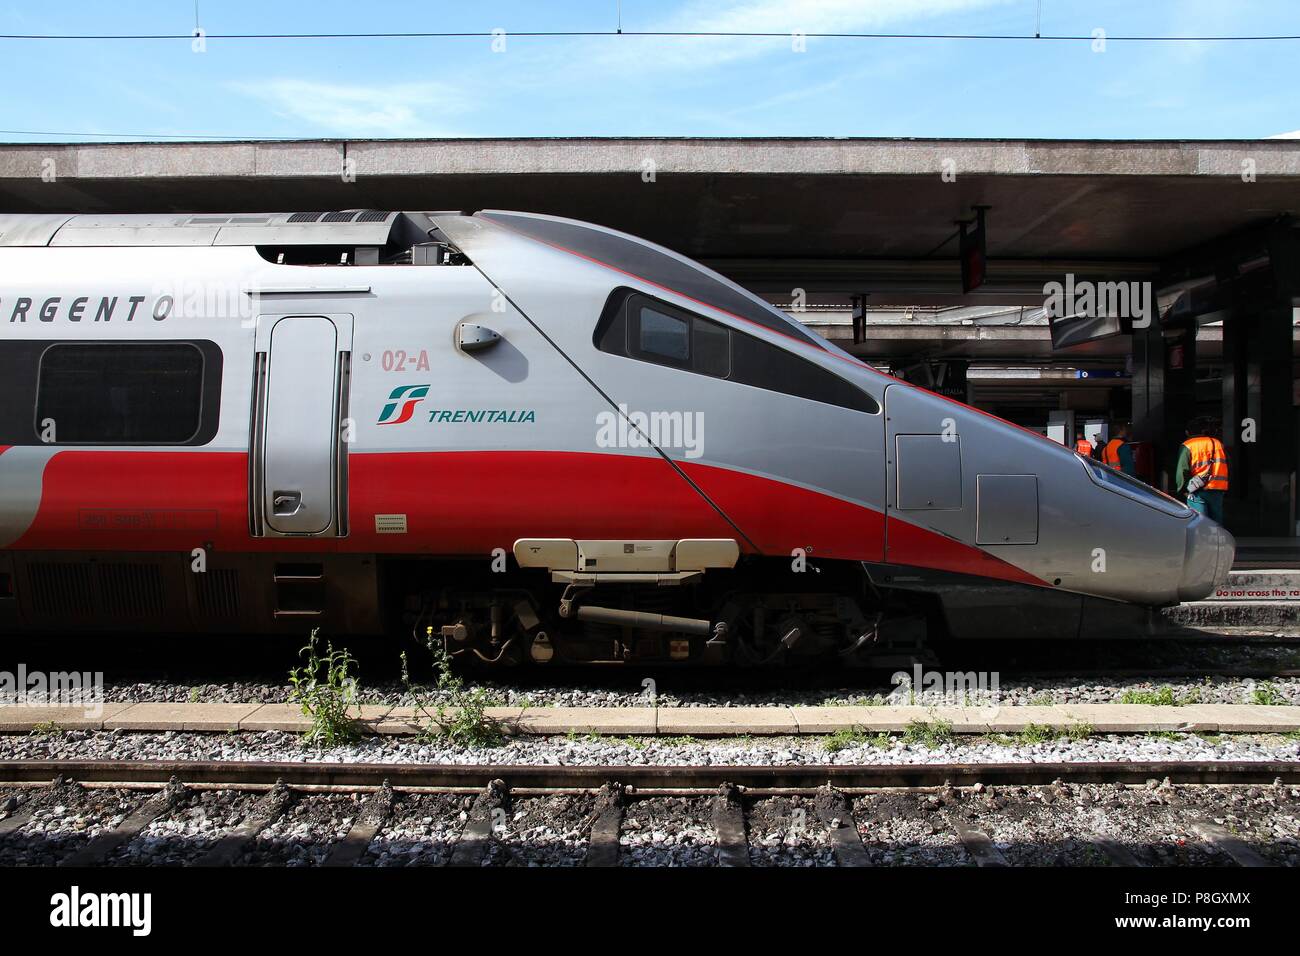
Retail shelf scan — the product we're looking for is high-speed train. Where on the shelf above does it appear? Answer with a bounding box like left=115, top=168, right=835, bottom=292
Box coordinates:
left=0, top=209, right=1233, bottom=665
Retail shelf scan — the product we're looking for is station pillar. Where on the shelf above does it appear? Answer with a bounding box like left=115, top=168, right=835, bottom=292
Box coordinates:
left=1131, top=311, right=1197, bottom=491
left=1221, top=224, right=1299, bottom=537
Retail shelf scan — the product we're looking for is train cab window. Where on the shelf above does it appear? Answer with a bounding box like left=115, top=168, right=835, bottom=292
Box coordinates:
left=595, top=288, right=879, bottom=414
left=692, top=317, right=731, bottom=378
left=637, top=305, right=691, bottom=364
left=36, top=343, right=205, bottom=444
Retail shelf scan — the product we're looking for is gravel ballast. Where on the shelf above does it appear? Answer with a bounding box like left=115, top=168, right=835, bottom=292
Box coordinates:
left=1, top=778, right=1296, bottom=867
left=4, top=673, right=1298, bottom=709
left=1, top=727, right=1297, bottom=767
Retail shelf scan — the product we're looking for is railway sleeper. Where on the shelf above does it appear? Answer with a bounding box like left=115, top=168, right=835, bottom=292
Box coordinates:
left=59, top=777, right=186, bottom=867
left=322, top=781, right=396, bottom=868
left=1189, top=819, right=1273, bottom=868
left=814, top=786, right=872, bottom=867
left=947, top=818, right=1009, bottom=868
left=712, top=783, right=750, bottom=867
left=448, top=779, right=508, bottom=868
left=583, top=782, right=625, bottom=868
left=192, top=780, right=293, bottom=868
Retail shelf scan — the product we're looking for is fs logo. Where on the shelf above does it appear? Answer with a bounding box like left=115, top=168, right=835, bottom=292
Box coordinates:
left=378, top=384, right=430, bottom=425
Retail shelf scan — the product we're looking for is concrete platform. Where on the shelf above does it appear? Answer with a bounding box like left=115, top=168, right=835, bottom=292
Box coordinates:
left=105, top=702, right=264, bottom=732
left=1163, top=600, right=1300, bottom=628
left=657, top=706, right=799, bottom=736
left=0, top=702, right=134, bottom=732
left=1, top=702, right=1297, bottom=736
left=511, top=707, right=657, bottom=736
left=1214, top=569, right=1300, bottom=599
left=237, top=703, right=393, bottom=733
left=375, top=706, right=525, bottom=735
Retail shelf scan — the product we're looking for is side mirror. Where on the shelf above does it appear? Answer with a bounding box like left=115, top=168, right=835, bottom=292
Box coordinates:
left=456, top=321, right=502, bottom=353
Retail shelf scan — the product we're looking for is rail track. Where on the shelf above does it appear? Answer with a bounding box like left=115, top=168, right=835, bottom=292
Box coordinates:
left=1, top=760, right=1297, bottom=867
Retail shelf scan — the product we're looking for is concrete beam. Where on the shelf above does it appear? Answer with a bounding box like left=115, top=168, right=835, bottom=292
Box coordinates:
left=4, top=138, right=1299, bottom=181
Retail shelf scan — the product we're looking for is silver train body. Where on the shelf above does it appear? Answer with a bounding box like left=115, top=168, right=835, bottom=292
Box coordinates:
left=0, top=209, right=1233, bottom=664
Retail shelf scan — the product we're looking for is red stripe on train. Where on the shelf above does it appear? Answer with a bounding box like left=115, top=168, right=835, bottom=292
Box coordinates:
left=883, top=517, right=1046, bottom=587
left=3, top=448, right=1046, bottom=587
left=678, top=460, right=885, bottom=562
left=345, top=450, right=736, bottom=552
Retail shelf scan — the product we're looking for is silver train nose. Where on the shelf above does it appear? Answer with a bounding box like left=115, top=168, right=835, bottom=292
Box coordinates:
left=1177, top=515, right=1236, bottom=602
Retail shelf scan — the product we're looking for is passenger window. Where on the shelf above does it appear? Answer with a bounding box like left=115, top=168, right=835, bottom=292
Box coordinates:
left=637, top=306, right=690, bottom=364
left=36, top=343, right=205, bottom=444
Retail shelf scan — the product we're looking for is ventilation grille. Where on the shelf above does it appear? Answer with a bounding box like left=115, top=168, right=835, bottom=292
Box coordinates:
left=322, top=211, right=359, bottom=223
left=27, top=563, right=94, bottom=616
left=98, top=564, right=165, bottom=618
left=195, top=569, right=241, bottom=619
left=287, top=212, right=325, bottom=223
left=357, top=211, right=390, bottom=223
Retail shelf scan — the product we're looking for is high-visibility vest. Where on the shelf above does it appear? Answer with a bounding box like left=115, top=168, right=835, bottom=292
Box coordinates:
left=1183, top=436, right=1229, bottom=491
left=1102, top=438, right=1124, bottom=468
left=1075, top=438, right=1093, bottom=456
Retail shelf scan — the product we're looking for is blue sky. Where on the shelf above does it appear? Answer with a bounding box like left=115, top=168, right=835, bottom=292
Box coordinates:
left=1, top=0, right=1298, bottom=141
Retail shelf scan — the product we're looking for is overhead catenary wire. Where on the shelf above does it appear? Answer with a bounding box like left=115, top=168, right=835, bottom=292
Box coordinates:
left=0, top=29, right=1298, bottom=42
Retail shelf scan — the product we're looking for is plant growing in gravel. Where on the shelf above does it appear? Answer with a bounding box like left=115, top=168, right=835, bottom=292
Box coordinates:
left=901, top=718, right=954, bottom=747
left=1064, top=721, right=1093, bottom=741
left=1249, top=682, right=1286, bottom=706
left=400, top=632, right=504, bottom=748
left=823, top=728, right=871, bottom=752
left=1120, top=686, right=1180, bottom=706
left=848, top=694, right=888, bottom=707
left=1018, top=723, right=1057, bottom=744
left=28, top=720, right=64, bottom=737
left=287, top=628, right=361, bottom=747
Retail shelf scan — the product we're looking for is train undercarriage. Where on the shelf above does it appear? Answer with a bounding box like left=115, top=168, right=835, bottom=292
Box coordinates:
left=403, top=557, right=934, bottom=668
left=0, top=543, right=1157, bottom=662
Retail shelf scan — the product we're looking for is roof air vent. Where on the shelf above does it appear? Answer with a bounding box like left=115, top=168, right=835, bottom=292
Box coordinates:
left=287, top=212, right=325, bottom=223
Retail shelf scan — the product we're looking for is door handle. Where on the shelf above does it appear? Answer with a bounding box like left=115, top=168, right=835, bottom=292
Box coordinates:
left=272, top=491, right=302, bottom=516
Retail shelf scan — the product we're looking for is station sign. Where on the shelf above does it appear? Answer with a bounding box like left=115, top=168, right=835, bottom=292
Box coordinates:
left=959, top=209, right=987, bottom=294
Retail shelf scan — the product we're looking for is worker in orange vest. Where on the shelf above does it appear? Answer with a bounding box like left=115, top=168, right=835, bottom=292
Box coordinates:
left=1176, top=418, right=1229, bottom=524
left=1101, top=422, right=1136, bottom=476
left=1074, top=428, right=1094, bottom=457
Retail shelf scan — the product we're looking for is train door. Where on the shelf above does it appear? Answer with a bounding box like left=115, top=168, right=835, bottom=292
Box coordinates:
left=251, top=313, right=353, bottom=537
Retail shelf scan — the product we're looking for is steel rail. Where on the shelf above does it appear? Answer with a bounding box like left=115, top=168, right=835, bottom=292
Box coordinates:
left=1, top=760, right=1297, bottom=792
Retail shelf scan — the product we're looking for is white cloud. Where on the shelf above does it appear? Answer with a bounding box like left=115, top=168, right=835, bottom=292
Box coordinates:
left=674, top=0, right=1007, bottom=33
left=229, top=79, right=469, bottom=137
left=1268, top=129, right=1300, bottom=139
left=626, top=0, right=1018, bottom=70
